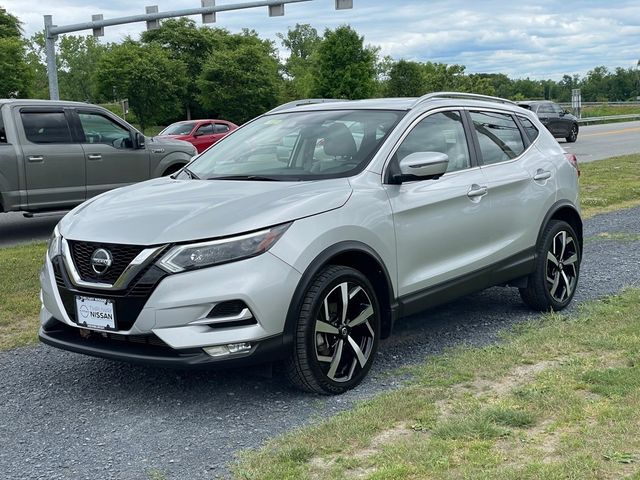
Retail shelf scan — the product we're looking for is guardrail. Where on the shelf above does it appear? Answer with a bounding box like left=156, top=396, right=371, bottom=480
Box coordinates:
left=559, top=101, right=640, bottom=108
left=578, top=114, right=640, bottom=124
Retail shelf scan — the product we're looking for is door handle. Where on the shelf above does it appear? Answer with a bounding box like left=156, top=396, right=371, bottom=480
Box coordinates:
left=533, top=169, right=552, bottom=181
left=87, top=154, right=102, bottom=160
left=467, top=184, right=488, bottom=198
left=27, top=155, right=44, bottom=162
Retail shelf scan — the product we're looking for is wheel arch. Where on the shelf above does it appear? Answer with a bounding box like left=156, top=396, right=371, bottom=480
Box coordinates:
left=537, top=201, right=583, bottom=253
left=283, top=241, right=397, bottom=347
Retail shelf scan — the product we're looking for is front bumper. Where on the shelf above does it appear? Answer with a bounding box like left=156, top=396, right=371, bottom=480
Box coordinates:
left=39, top=250, right=302, bottom=365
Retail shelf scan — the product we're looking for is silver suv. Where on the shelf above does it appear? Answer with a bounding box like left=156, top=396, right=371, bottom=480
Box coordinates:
left=39, top=93, right=582, bottom=394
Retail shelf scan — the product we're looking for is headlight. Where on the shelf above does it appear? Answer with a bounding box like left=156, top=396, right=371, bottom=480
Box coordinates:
left=47, top=225, right=62, bottom=259
left=157, top=223, right=291, bottom=273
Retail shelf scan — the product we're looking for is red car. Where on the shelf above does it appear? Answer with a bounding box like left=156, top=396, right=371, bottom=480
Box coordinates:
left=158, top=119, right=238, bottom=153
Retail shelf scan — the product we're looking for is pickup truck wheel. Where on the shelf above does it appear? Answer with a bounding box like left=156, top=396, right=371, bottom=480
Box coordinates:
left=285, top=265, right=380, bottom=395
left=162, top=164, right=184, bottom=176
left=520, top=220, right=580, bottom=311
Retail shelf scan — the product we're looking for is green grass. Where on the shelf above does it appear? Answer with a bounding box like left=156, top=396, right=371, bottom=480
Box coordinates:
left=581, top=104, right=640, bottom=118
left=580, top=153, right=640, bottom=218
left=233, top=289, right=640, bottom=479
left=0, top=242, right=46, bottom=350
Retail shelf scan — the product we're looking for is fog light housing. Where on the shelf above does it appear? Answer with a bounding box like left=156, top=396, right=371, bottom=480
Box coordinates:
left=203, top=342, right=252, bottom=357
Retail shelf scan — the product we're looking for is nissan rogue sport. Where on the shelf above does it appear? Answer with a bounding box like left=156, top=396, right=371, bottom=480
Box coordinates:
left=39, top=93, right=582, bottom=394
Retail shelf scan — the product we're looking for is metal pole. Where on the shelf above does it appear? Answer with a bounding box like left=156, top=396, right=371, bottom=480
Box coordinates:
left=47, top=0, right=314, bottom=36
left=44, top=15, right=60, bottom=100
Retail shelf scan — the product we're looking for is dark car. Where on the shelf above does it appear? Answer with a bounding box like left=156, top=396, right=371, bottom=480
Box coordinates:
left=517, top=101, right=579, bottom=143
left=158, top=119, right=238, bottom=153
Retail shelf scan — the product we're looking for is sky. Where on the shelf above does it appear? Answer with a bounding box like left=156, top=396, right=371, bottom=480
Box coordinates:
left=3, top=0, right=640, bottom=80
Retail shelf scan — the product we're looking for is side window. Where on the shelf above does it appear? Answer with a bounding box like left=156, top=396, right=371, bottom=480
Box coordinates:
left=470, top=111, right=525, bottom=165
left=537, top=104, right=554, bottom=114
left=78, top=112, right=132, bottom=149
left=396, top=111, right=470, bottom=173
left=551, top=103, right=563, bottom=114
left=196, top=123, right=214, bottom=136
left=21, top=112, right=73, bottom=144
left=214, top=123, right=230, bottom=134
left=0, top=112, right=6, bottom=143
left=518, top=115, right=539, bottom=143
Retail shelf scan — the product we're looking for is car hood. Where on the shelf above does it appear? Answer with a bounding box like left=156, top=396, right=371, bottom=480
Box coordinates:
left=59, top=177, right=353, bottom=245
left=149, top=136, right=196, bottom=154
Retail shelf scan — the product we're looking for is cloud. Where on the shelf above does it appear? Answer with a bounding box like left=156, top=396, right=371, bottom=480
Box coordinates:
left=4, top=0, right=640, bottom=79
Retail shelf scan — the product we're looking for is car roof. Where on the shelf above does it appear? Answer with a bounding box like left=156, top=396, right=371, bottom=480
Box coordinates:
left=0, top=99, right=88, bottom=107
left=270, top=93, right=526, bottom=115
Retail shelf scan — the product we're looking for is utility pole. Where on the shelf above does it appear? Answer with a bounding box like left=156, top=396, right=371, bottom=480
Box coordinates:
left=44, top=0, right=354, bottom=100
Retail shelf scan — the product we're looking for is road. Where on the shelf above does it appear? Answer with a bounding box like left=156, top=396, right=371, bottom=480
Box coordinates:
left=562, top=120, right=640, bottom=162
left=1, top=206, right=640, bottom=480
left=0, top=120, right=638, bottom=248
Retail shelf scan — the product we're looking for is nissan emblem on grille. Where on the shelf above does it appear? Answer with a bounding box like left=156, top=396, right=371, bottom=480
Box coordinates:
left=90, top=248, right=113, bottom=275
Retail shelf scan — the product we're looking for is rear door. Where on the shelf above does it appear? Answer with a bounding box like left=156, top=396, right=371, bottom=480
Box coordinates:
left=75, top=109, right=150, bottom=199
left=18, top=107, right=86, bottom=210
left=468, top=110, right=557, bottom=259
left=536, top=103, right=560, bottom=135
left=385, top=109, right=494, bottom=297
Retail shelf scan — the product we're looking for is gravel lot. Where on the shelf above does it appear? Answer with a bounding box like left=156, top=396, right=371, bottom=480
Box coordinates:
left=1, top=206, right=639, bottom=480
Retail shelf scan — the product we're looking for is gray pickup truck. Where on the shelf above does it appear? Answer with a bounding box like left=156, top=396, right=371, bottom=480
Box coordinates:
left=0, top=99, right=196, bottom=214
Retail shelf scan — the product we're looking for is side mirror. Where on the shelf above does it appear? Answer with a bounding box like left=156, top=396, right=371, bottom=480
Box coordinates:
left=133, top=132, right=146, bottom=149
left=396, top=152, right=449, bottom=182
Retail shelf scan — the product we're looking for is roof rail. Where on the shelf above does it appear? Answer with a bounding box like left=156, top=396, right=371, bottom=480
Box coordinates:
left=267, top=98, right=346, bottom=114
left=411, top=92, right=517, bottom=108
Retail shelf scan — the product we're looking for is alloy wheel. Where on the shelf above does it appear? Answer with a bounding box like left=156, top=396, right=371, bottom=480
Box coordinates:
left=314, top=282, right=375, bottom=383
left=546, top=230, right=579, bottom=303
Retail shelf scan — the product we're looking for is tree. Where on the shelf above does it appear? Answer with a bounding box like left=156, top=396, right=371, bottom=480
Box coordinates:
left=141, top=18, right=218, bottom=119
left=0, top=6, right=20, bottom=39
left=94, top=41, right=186, bottom=131
left=277, top=23, right=322, bottom=99
left=57, top=35, right=107, bottom=102
left=0, top=8, right=31, bottom=98
left=198, top=41, right=281, bottom=124
left=386, top=60, right=424, bottom=97
left=310, top=25, right=377, bottom=99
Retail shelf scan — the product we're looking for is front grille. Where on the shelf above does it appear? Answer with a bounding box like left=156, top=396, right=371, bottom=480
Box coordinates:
left=68, top=241, right=145, bottom=284
left=53, top=257, right=167, bottom=332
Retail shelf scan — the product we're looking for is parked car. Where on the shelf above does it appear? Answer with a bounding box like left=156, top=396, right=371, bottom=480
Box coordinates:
left=39, top=93, right=582, bottom=394
left=158, top=119, right=238, bottom=153
left=517, top=100, right=579, bottom=143
left=0, top=100, right=197, bottom=215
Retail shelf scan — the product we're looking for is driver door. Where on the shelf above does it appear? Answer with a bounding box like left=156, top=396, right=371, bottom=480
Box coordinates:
left=76, top=110, right=150, bottom=198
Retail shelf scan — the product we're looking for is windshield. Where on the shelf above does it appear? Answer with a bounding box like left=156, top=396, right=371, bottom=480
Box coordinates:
left=187, top=110, right=404, bottom=181
left=160, top=122, right=197, bottom=136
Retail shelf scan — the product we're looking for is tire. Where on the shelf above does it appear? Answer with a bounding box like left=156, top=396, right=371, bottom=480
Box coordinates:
left=565, top=124, right=578, bottom=143
left=162, top=164, right=184, bottom=177
left=285, top=265, right=381, bottom=395
left=519, top=220, right=581, bottom=311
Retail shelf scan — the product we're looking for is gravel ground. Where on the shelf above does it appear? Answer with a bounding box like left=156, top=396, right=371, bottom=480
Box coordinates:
left=1, top=207, right=639, bottom=480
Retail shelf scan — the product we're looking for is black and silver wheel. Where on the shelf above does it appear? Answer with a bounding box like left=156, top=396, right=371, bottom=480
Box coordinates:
left=520, top=220, right=581, bottom=311
left=286, top=265, right=380, bottom=395
left=565, top=124, right=578, bottom=143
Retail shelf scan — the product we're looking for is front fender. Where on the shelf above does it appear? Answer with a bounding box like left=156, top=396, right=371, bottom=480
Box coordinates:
left=151, top=151, right=193, bottom=177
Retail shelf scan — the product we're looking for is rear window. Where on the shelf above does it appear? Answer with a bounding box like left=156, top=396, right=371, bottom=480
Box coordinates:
left=214, top=123, right=230, bottom=134
left=21, top=111, right=73, bottom=144
left=518, top=115, right=539, bottom=143
left=470, top=111, right=526, bottom=165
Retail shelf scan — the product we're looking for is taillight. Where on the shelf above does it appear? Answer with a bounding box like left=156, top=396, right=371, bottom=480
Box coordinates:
left=564, top=153, right=580, bottom=177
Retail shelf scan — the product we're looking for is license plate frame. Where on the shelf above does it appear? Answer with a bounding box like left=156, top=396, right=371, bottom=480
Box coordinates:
left=75, top=295, right=117, bottom=330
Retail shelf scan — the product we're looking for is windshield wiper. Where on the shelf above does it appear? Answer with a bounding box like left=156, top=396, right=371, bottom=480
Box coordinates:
left=206, top=175, right=284, bottom=181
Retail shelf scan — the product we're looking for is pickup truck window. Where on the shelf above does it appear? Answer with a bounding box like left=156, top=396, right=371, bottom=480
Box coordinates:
left=195, top=123, right=214, bottom=136
left=21, top=112, right=73, bottom=144
left=79, top=113, right=132, bottom=149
